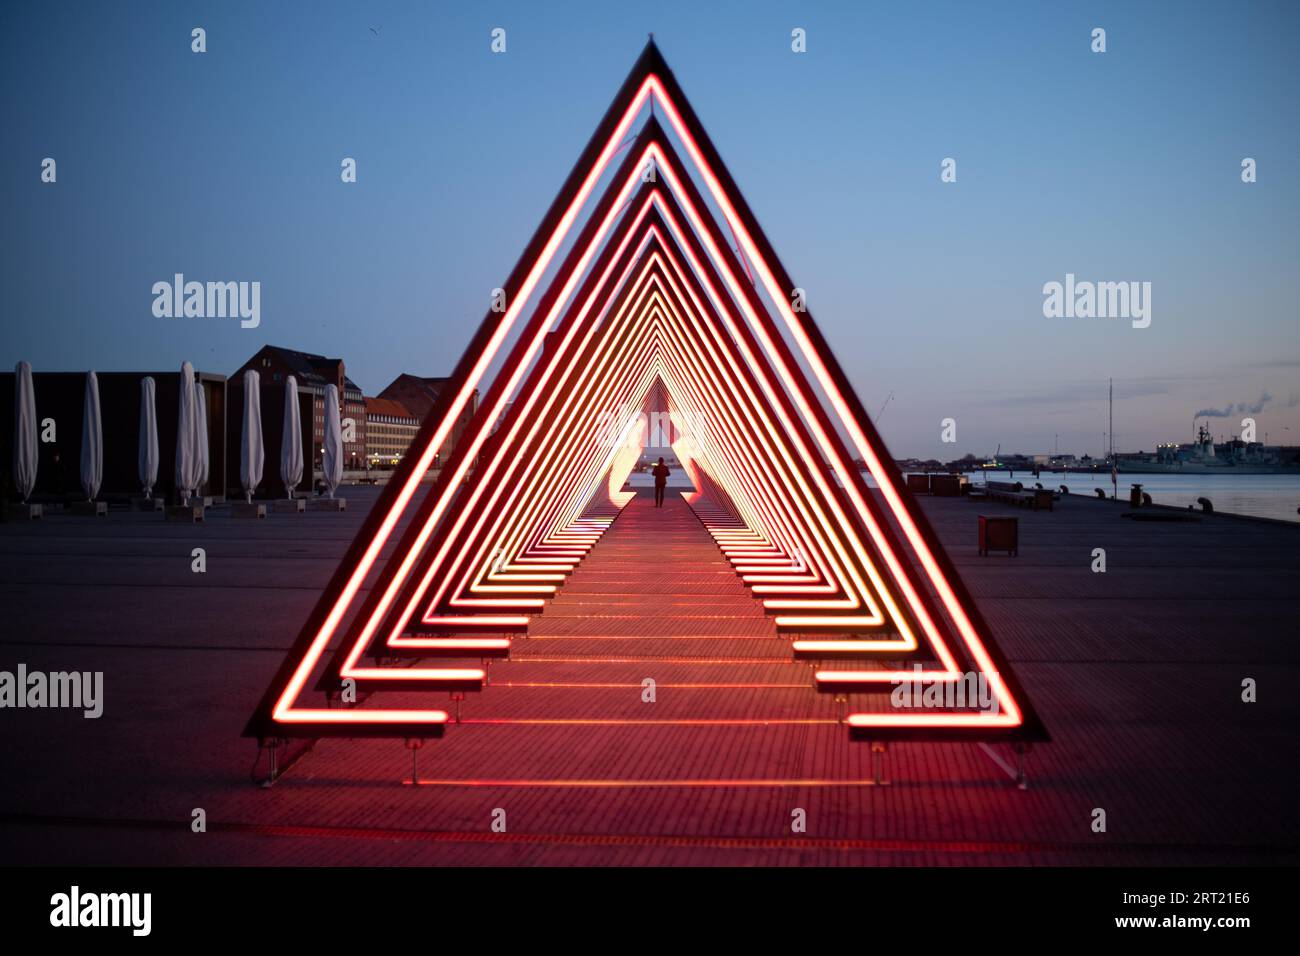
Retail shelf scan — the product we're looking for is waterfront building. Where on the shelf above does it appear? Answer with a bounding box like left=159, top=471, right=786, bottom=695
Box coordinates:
left=374, top=373, right=478, bottom=468
left=363, top=397, right=419, bottom=468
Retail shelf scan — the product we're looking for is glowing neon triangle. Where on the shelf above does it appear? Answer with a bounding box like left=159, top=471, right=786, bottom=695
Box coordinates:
left=378, top=186, right=904, bottom=641
left=245, top=41, right=1047, bottom=744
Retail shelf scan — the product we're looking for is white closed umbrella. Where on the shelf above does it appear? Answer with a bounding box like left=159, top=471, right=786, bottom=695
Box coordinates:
left=79, top=371, right=103, bottom=501
left=322, top=383, right=342, bottom=498
left=240, top=370, right=264, bottom=502
left=13, top=361, right=38, bottom=502
left=175, top=361, right=199, bottom=503
left=138, top=376, right=158, bottom=497
left=194, top=381, right=209, bottom=495
left=280, top=374, right=303, bottom=498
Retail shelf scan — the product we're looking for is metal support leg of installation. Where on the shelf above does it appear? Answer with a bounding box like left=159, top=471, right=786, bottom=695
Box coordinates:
left=256, top=738, right=285, bottom=789
left=405, top=738, right=424, bottom=786
left=870, top=741, right=890, bottom=786
left=1014, top=743, right=1030, bottom=790
left=977, top=742, right=1031, bottom=790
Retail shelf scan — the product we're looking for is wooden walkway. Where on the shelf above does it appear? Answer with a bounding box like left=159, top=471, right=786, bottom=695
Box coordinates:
left=1, top=486, right=1297, bottom=865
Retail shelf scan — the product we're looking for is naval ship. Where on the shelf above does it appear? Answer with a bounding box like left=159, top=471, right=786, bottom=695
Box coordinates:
left=1117, top=424, right=1300, bottom=475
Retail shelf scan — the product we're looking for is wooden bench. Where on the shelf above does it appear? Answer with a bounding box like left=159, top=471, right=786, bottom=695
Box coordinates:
left=984, top=480, right=1029, bottom=506
left=981, top=480, right=1054, bottom=511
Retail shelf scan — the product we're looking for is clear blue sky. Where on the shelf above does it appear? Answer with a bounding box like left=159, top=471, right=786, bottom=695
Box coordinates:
left=3, top=0, right=1297, bottom=457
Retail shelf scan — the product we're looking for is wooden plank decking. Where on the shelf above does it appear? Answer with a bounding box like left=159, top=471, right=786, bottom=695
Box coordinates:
left=0, top=486, right=1296, bottom=865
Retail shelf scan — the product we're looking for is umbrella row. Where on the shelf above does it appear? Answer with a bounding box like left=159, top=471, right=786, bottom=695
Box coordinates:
left=10, top=361, right=344, bottom=508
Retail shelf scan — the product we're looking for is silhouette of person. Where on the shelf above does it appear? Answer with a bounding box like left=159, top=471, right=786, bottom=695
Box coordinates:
left=652, top=456, right=670, bottom=508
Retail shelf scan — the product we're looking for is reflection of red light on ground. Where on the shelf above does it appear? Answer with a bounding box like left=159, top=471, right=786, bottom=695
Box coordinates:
left=486, top=682, right=809, bottom=690
left=401, top=778, right=887, bottom=788
left=459, top=718, right=840, bottom=726
left=508, top=656, right=794, bottom=665
left=522, top=634, right=777, bottom=641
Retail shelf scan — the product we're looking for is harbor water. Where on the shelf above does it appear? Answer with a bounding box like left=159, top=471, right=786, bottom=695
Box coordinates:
left=971, top=470, right=1300, bottom=524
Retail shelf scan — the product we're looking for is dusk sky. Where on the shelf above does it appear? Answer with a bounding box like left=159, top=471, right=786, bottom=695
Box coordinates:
left=3, top=0, right=1297, bottom=458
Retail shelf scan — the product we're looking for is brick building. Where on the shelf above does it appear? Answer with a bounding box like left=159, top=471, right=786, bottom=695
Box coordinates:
left=373, top=374, right=477, bottom=468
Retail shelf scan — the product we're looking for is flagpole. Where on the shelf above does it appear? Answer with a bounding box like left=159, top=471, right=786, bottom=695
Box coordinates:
left=1109, top=378, right=1117, bottom=499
